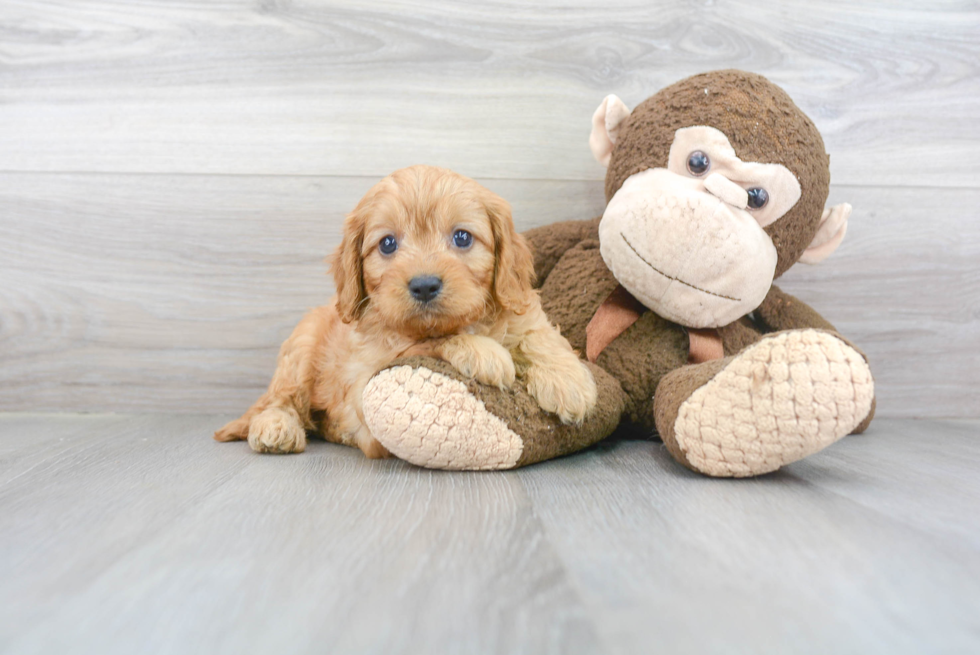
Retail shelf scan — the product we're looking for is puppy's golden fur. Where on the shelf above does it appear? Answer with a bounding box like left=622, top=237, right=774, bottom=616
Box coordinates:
left=215, top=165, right=597, bottom=457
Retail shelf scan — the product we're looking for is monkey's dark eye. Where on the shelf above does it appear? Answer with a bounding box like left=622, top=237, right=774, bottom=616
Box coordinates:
left=687, top=151, right=710, bottom=176
left=379, top=235, right=398, bottom=255
left=746, top=188, right=769, bottom=209
left=452, top=229, right=473, bottom=249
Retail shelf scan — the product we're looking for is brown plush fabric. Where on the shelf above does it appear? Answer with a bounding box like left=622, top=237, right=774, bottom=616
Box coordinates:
left=524, top=217, right=602, bottom=288
left=652, top=358, right=731, bottom=472
left=598, top=311, right=692, bottom=430
left=537, top=238, right=745, bottom=429
left=606, top=70, right=831, bottom=279
left=586, top=285, right=647, bottom=363
left=756, top=285, right=837, bottom=332
left=378, top=356, right=627, bottom=467
left=717, top=317, right=768, bottom=356
left=853, top=397, right=877, bottom=434
left=538, top=236, right=618, bottom=350
left=525, top=212, right=875, bottom=440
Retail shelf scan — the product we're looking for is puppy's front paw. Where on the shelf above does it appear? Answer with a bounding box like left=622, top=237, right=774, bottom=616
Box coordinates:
left=526, top=360, right=598, bottom=425
left=440, top=335, right=516, bottom=389
left=248, top=407, right=307, bottom=454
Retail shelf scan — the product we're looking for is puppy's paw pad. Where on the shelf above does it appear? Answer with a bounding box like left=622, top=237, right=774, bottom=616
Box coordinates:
left=527, top=362, right=598, bottom=425
left=444, top=339, right=516, bottom=389
left=470, top=352, right=516, bottom=389
left=248, top=407, right=307, bottom=454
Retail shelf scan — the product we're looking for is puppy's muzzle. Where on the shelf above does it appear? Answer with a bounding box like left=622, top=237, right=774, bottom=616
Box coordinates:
left=408, top=275, right=443, bottom=303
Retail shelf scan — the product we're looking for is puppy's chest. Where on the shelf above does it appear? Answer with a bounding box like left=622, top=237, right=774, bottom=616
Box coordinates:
left=317, top=328, right=413, bottom=396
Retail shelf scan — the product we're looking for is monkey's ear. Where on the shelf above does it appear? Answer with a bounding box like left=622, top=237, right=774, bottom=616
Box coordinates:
left=589, top=94, right=631, bottom=167
left=799, top=203, right=851, bottom=264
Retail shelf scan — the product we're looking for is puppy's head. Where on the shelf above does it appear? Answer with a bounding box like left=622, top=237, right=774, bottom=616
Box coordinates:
left=331, top=165, right=534, bottom=337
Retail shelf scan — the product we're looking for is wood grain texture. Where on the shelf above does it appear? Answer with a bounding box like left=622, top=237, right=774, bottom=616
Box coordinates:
left=0, top=414, right=977, bottom=654
left=789, top=418, right=980, bottom=550
left=1, top=174, right=976, bottom=417
left=777, top=184, right=980, bottom=418
left=0, top=414, right=601, bottom=655
left=0, top=0, right=978, bottom=186
left=519, top=418, right=980, bottom=655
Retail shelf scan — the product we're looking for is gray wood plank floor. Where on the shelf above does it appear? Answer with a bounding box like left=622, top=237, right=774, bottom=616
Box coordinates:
left=1, top=414, right=978, bottom=654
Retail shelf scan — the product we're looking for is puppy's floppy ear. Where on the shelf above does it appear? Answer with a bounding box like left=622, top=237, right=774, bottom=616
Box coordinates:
left=483, top=189, right=534, bottom=314
left=331, top=207, right=368, bottom=323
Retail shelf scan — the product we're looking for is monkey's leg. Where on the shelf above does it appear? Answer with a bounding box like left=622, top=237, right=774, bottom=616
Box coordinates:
left=653, top=329, right=875, bottom=478
left=361, top=357, right=626, bottom=470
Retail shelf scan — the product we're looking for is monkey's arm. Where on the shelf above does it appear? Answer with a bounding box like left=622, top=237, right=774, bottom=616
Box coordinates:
left=522, top=217, right=601, bottom=288
left=755, top=284, right=875, bottom=433
left=755, top=285, right=837, bottom=332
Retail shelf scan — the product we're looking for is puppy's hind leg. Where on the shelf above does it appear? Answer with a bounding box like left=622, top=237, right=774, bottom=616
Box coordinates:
left=214, top=310, right=327, bottom=454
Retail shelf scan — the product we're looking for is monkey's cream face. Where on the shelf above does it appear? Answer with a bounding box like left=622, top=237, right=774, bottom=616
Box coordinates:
left=599, top=126, right=802, bottom=328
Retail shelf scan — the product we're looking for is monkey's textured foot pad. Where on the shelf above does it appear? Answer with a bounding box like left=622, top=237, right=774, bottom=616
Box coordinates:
left=361, top=356, right=626, bottom=470
left=670, top=330, right=874, bottom=477
left=362, top=365, right=524, bottom=470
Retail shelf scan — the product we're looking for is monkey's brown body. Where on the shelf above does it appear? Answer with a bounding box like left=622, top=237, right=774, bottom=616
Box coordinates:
left=530, top=215, right=868, bottom=428
left=362, top=70, right=876, bottom=476
left=529, top=215, right=872, bottom=470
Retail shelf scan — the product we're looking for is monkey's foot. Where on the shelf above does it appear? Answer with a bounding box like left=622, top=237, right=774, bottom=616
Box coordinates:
left=361, top=357, right=624, bottom=470
left=655, top=329, right=874, bottom=478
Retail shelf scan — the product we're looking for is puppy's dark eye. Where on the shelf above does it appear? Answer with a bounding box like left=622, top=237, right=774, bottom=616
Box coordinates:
left=452, top=229, right=473, bottom=249
left=687, top=151, right=710, bottom=176
left=379, top=235, right=398, bottom=255
left=746, top=188, right=769, bottom=209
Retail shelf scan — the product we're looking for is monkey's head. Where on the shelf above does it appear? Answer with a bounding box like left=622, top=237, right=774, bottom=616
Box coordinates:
left=589, top=70, right=850, bottom=329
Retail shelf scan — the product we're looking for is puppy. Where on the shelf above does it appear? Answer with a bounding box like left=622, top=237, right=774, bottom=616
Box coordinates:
left=215, top=165, right=597, bottom=457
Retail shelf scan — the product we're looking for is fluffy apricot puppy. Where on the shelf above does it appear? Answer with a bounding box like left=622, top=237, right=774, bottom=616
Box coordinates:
left=215, top=165, right=597, bottom=457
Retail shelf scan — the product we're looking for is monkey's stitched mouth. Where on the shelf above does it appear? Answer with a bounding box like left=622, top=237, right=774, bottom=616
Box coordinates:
left=620, top=233, right=741, bottom=302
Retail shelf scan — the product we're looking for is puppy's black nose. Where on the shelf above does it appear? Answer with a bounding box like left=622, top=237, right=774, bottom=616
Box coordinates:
left=408, top=275, right=443, bottom=303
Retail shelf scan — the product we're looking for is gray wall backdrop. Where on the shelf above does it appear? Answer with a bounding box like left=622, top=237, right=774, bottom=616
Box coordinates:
left=1, top=0, right=977, bottom=418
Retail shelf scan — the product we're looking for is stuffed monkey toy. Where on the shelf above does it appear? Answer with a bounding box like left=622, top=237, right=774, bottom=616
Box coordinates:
left=362, top=70, right=875, bottom=476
